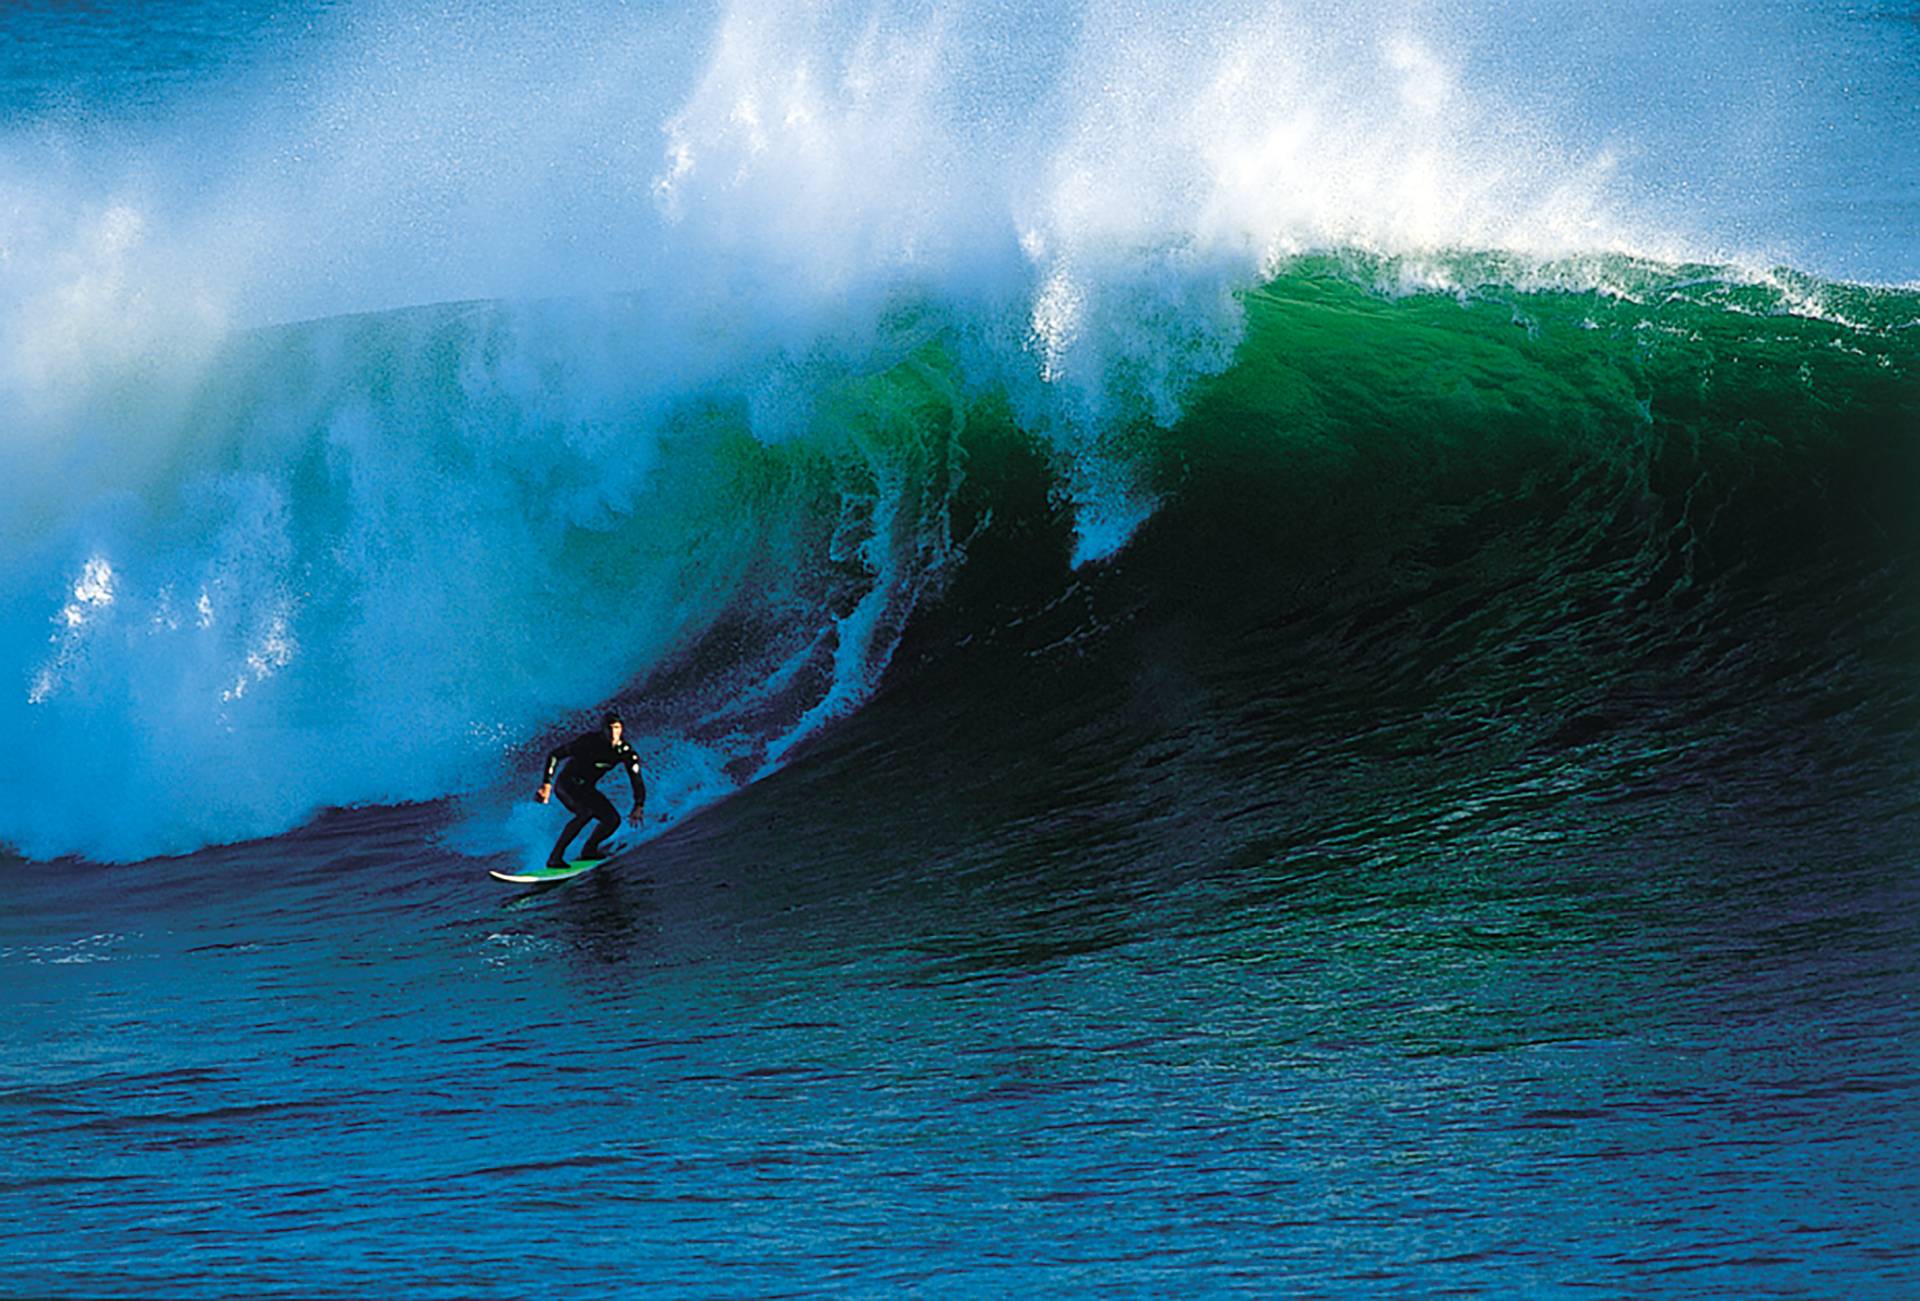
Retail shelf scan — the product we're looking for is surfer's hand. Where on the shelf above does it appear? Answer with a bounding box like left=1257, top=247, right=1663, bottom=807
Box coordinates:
left=628, top=808, right=643, bottom=828
left=536, top=783, right=551, bottom=804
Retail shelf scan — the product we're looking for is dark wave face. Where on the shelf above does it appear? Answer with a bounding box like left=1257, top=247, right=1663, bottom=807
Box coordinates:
left=8, top=255, right=1915, bottom=862
left=588, top=254, right=1920, bottom=866
left=796, top=256, right=1920, bottom=884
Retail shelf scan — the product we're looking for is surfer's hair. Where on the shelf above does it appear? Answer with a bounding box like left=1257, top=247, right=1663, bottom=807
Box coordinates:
left=603, top=712, right=623, bottom=728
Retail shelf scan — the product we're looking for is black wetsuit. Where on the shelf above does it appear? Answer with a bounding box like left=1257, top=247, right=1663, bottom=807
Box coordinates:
left=544, top=731, right=645, bottom=861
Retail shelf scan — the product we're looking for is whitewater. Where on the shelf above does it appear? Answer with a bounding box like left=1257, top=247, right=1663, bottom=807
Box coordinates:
left=3, top=1, right=1917, bottom=1295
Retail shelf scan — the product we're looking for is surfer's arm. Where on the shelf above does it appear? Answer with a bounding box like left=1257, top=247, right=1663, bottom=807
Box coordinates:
left=542, top=738, right=579, bottom=783
left=536, top=738, right=578, bottom=801
left=625, top=752, right=646, bottom=823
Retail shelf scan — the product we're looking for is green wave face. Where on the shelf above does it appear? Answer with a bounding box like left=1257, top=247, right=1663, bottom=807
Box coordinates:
left=5, top=253, right=1915, bottom=862
left=809, top=258, right=1920, bottom=918
left=918, top=255, right=1919, bottom=823
left=1141, top=256, right=1917, bottom=601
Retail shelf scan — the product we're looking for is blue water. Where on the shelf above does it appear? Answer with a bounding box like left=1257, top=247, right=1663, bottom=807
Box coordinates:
left=3, top=1, right=1918, bottom=1294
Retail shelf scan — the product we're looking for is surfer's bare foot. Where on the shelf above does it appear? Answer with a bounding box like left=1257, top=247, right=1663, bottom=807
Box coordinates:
left=546, top=857, right=567, bottom=870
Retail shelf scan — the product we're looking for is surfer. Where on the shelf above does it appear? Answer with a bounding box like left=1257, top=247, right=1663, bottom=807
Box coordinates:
left=537, top=713, right=645, bottom=869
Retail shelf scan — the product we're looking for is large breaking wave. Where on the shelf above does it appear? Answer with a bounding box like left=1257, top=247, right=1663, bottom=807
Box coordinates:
left=2, top=1, right=1913, bottom=862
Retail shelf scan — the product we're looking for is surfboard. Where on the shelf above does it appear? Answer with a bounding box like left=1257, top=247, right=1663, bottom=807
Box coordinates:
left=489, top=852, right=616, bottom=885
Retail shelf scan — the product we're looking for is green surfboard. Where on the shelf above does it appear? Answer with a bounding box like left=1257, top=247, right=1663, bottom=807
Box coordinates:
left=489, top=854, right=614, bottom=885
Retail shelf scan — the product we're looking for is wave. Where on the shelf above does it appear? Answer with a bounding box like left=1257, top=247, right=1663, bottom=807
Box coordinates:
left=2, top=1, right=1914, bottom=862
left=4, top=249, right=1913, bottom=862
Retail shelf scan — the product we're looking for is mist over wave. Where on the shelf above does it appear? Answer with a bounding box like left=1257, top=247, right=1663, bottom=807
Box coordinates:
left=0, top=0, right=1911, bottom=862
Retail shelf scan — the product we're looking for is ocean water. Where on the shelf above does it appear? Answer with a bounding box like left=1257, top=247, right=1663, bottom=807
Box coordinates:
left=2, top=1, right=1917, bottom=1295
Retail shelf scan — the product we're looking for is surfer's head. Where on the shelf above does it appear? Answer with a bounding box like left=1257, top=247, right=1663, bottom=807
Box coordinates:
left=603, top=712, right=623, bottom=744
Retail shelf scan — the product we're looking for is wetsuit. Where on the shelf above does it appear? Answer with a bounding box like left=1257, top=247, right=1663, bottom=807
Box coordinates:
left=544, top=731, right=645, bottom=862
